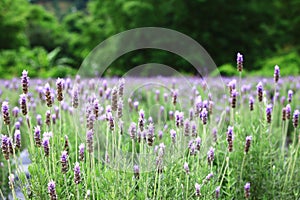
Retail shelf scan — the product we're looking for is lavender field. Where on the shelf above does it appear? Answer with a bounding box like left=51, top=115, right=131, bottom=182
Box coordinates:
left=0, top=66, right=300, bottom=199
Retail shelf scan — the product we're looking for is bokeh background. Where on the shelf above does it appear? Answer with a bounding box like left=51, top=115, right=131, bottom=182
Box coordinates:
left=0, top=0, right=299, bottom=78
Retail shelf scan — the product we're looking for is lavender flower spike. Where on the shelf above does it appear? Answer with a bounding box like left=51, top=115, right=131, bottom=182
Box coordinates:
left=74, top=162, right=81, bottom=184
left=14, top=130, right=21, bottom=149
left=61, top=151, right=68, bottom=173
left=236, top=52, right=243, bottom=72
left=56, top=78, right=64, bottom=102
left=244, top=136, right=252, bottom=153
left=133, top=164, right=140, bottom=179
left=48, top=180, right=57, bottom=200
left=207, top=147, right=215, bottom=165
left=244, top=182, right=250, bottom=199
left=274, top=65, right=280, bottom=83
left=2, top=101, right=10, bottom=125
left=293, top=110, right=299, bottom=128
left=1, top=135, right=9, bottom=160
left=34, top=126, right=41, bottom=147
left=79, top=143, right=85, bottom=161
left=184, top=162, right=190, bottom=174
left=19, top=94, right=28, bottom=116
left=44, top=83, right=53, bottom=107
left=21, top=70, right=29, bottom=94
left=266, top=104, right=272, bottom=124
left=195, top=183, right=201, bottom=196
left=256, top=82, right=263, bottom=102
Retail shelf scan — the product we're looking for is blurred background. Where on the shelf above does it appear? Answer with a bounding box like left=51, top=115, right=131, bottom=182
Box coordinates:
left=0, top=0, right=299, bottom=78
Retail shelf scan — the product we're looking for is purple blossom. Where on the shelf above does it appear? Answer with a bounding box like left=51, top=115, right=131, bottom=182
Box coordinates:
left=293, top=110, right=299, bottom=128
left=48, top=180, right=57, bottom=200
left=207, top=147, right=215, bottom=165
left=12, top=107, right=19, bottom=118
left=21, top=70, right=29, bottom=94
left=195, top=183, right=201, bottom=196
left=14, top=130, right=21, bottom=149
left=79, top=143, right=85, bottom=161
left=256, top=82, right=263, bottom=102
left=274, top=65, right=280, bottom=83
left=288, top=90, right=293, bottom=103
left=237, top=52, right=243, bottom=72
left=266, top=104, right=273, bottom=123
left=170, top=129, right=176, bottom=144
left=244, top=182, right=250, bottom=199
left=34, top=126, right=41, bottom=147
left=1, top=135, right=9, bottom=160
left=61, top=150, right=68, bottom=173
left=133, top=164, right=140, bottom=179
left=2, top=101, right=10, bottom=125
left=74, top=162, right=81, bottom=184
left=183, top=162, right=190, bottom=174
left=244, top=136, right=252, bottom=153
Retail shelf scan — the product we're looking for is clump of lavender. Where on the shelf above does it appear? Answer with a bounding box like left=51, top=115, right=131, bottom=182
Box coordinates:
left=207, top=147, right=215, bottom=165
left=72, top=87, right=79, bottom=108
left=266, top=105, right=272, bottom=124
left=79, top=143, right=85, bottom=161
left=256, top=82, right=263, bottom=102
left=42, top=137, right=50, bottom=157
left=274, top=65, right=280, bottom=83
left=86, top=129, right=94, bottom=153
left=44, top=83, right=53, bottom=107
left=183, top=162, right=190, bottom=174
left=61, top=151, right=69, bottom=173
left=48, top=181, right=57, bottom=200
left=236, top=52, right=243, bottom=72
left=227, top=126, right=234, bottom=152
left=74, top=162, right=81, bottom=184
left=249, top=96, right=254, bottom=111
left=111, top=87, right=118, bottom=111
left=34, top=126, right=41, bottom=147
left=288, top=90, right=293, bottom=103
left=293, top=110, right=299, bottom=128
left=244, top=136, right=252, bottom=153
left=21, top=70, right=29, bottom=94
left=244, top=182, right=250, bottom=199
left=2, top=101, right=10, bottom=125
left=14, top=130, right=21, bottom=149
left=195, top=183, right=201, bottom=197
left=175, top=111, right=184, bottom=127
left=133, top=164, right=140, bottom=179
left=56, top=78, right=64, bottom=102
left=1, top=135, right=9, bottom=160
left=170, top=129, right=176, bottom=144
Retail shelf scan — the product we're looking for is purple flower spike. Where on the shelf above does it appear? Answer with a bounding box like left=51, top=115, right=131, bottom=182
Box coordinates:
left=74, top=162, right=81, bottom=184
left=286, top=104, right=291, bottom=120
left=244, top=136, right=252, bottom=153
left=227, top=126, right=234, bottom=152
left=2, top=101, right=10, bottom=125
left=34, top=126, right=41, bottom=147
left=207, top=147, right=215, bottom=165
left=86, top=129, right=94, bottom=153
left=293, top=110, right=299, bottom=128
left=14, top=130, right=21, bottom=149
left=195, top=183, right=201, bottom=196
left=236, top=52, right=243, bottom=72
left=133, top=164, right=140, bottom=179
left=266, top=104, right=273, bottom=124
left=183, top=162, right=190, bottom=174
left=42, top=137, right=50, bottom=157
left=1, top=135, right=9, bottom=160
left=274, top=65, right=280, bottom=83
left=216, top=186, right=220, bottom=199
left=288, top=90, right=293, bottom=103
left=256, top=82, right=263, bottom=102
left=79, top=143, right=85, bottom=161
left=21, top=70, right=29, bottom=94
left=244, top=182, right=250, bottom=199
left=170, top=129, right=176, bottom=144
left=48, top=180, right=57, bottom=200
left=12, top=107, right=19, bottom=118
